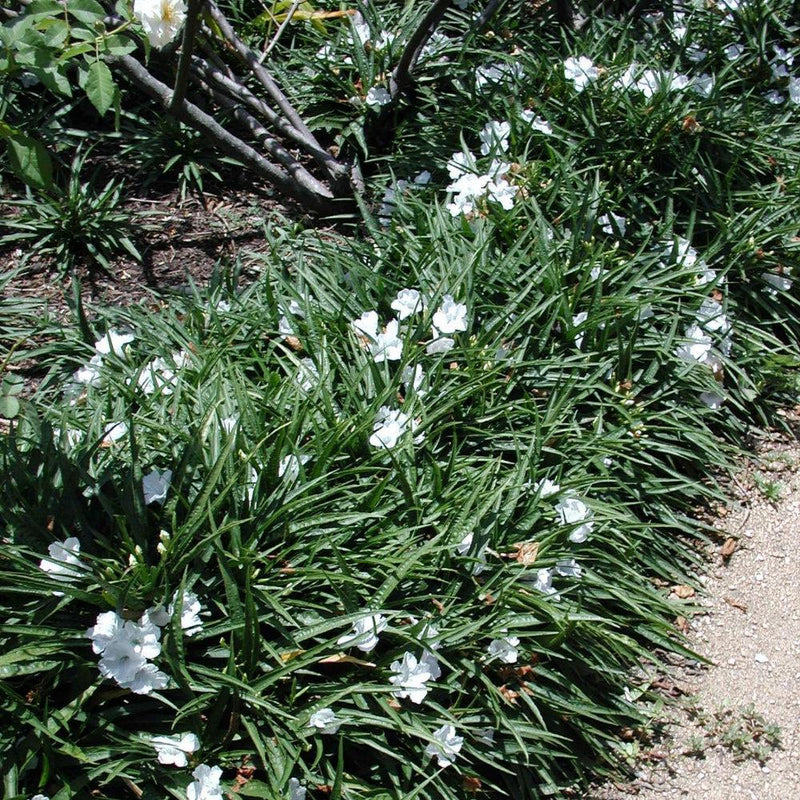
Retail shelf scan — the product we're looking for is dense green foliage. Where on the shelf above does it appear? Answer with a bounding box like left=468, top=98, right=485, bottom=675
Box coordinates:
left=1, top=1, right=800, bottom=799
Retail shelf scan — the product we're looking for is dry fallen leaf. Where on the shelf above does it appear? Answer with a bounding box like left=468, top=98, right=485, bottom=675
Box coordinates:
left=499, top=685, right=519, bottom=705
left=721, top=537, right=738, bottom=560
left=512, top=541, right=540, bottom=565
left=723, top=596, right=748, bottom=613
left=462, top=776, right=482, bottom=794
left=318, top=653, right=376, bottom=667
left=671, top=584, right=695, bottom=599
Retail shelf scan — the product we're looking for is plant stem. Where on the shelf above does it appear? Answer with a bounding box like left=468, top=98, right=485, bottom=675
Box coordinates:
left=171, top=0, right=205, bottom=112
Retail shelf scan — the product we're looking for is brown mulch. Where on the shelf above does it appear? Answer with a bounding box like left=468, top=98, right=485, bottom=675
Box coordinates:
left=0, top=184, right=296, bottom=321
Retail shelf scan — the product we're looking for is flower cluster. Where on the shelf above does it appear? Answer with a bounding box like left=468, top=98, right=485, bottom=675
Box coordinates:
left=71, top=329, right=135, bottom=388
left=133, top=0, right=187, bottom=48
left=86, top=590, right=203, bottom=694
left=349, top=289, right=469, bottom=450
left=445, top=125, right=517, bottom=217
left=86, top=610, right=169, bottom=695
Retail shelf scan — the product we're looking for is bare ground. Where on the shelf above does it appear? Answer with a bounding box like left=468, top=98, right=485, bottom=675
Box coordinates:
left=590, top=429, right=800, bottom=800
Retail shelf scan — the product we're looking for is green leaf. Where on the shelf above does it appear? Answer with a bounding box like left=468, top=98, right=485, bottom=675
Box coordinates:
left=1, top=376, right=25, bottom=396
left=85, top=59, right=115, bottom=116
left=65, top=0, right=107, bottom=25
left=5, top=133, right=53, bottom=191
left=100, top=33, right=137, bottom=56
left=0, top=396, right=20, bottom=419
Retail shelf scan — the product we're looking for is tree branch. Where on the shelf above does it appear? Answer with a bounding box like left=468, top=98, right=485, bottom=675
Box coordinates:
left=205, top=1, right=318, bottom=144
left=189, top=53, right=347, bottom=182
left=389, top=0, right=452, bottom=99
left=199, top=82, right=334, bottom=198
left=170, top=0, right=205, bottom=111
left=474, top=0, right=508, bottom=30
left=258, top=0, right=303, bottom=63
left=110, top=54, right=334, bottom=212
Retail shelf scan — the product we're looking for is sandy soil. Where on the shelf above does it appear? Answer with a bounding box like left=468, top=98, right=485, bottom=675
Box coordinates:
left=591, top=439, right=800, bottom=799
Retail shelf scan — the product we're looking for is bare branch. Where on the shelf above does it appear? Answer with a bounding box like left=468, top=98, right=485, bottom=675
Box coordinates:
left=389, top=0, right=452, bottom=99
left=170, top=0, right=205, bottom=111
left=190, top=53, right=347, bottom=182
left=110, top=54, right=334, bottom=212
left=206, top=1, right=318, bottom=144
left=259, top=0, right=304, bottom=63
left=474, top=0, right=508, bottom=30
left=200, top=83, right=334, bottom=198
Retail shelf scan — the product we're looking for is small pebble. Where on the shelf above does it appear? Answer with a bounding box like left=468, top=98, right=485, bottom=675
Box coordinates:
left=755, top=653, right=769, bottom=663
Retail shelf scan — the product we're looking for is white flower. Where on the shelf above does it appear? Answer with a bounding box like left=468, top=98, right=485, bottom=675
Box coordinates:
left=30, top=795, right=50, bottom=800
left=487, top=634, right=520, bottom=664
left=146, top=589, right=203, bottom=636
left=352, top=310, right=379, bottom=339
left=366, top=87, right=392, bottom=108
left=487, top=178, right=517, bottom=210
left=152, top=732, right=200, bottom=767
left=425, top=724, right=464, bottom=768
left=288, top=778, right=306, bottom=800
left=764, top=90, right=784, bottom=105
left=426, top=334, right=455, bottom=355
left=699, top=391, right=724, bottom=409
left=432, top=296, right=468, bottom=334
left=137, top=352, right=187, bottom=395
left=474, top=62, right=523, bottom=90
left=686, top=45, right=707, bottom=63
left=771, top=45, right=794, bottom=80
left=479, top=120, right=511, bottom=155
left=692, top=73, right=714, bottom=97
left=39, top=537, right=84, bottom=587
left=389, top=651, right=434, bottom=704
left=572, top=311, right=588, bottom=349
left=555, top=496, right=594, bottom=543
left=337, top=613, right=387, bottom=652
left=308, top=707, right=343, bottom=734
left=676, top=324, right=712, bottom=364
left=521, top=109, right=552, bottom=135
left=370, top=406, right=419, bottom=449
left=133, top=0, right=188, bottom=48
left=143, top=469, right=172, bottom=505
left=73, top=330, right=135, bottom=386
left=279, top=453, right=311, bottom=482
left=372, top=319, right=404, bottom=363
left=173, top=589, right=203, bottom=636
left=598, top=212, right=626, bottom=237
left=447, top=150, right=476, bottom=181
left=186, top=764, right=224, bottom=800
left=420, top=648, right=442, bottom=680
left=762, top=272, right=793, bottom=293
left=102, top=421, right=128, bottom=445
left=554, top=558, right=582, bottom=578
left=530, top=567, right=560, bottom=599
left=789, top=77, right=800, bottom=105
left=95, top=330, right=135, bottom=356
left=534, top=478, right=560, bottom=498
left=401, top=364, right=426, bottom=396
left=446, top=171, right=491, bottom=216
left=88, top=611, right=169, bottom=694
left=564, top=56, right=599, bottom=92
left=724, top=43, right=744, bottom=61
left=455, top=531, right=487, bottom=575
left=392, top=288, right=426, bottom=320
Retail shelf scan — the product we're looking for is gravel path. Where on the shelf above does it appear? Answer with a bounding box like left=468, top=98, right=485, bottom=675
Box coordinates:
left=592, top=441, right=800, bottom=799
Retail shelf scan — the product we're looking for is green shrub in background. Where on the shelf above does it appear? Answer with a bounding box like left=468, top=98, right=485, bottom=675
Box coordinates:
left=2, top=1, right=800, bottom=799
